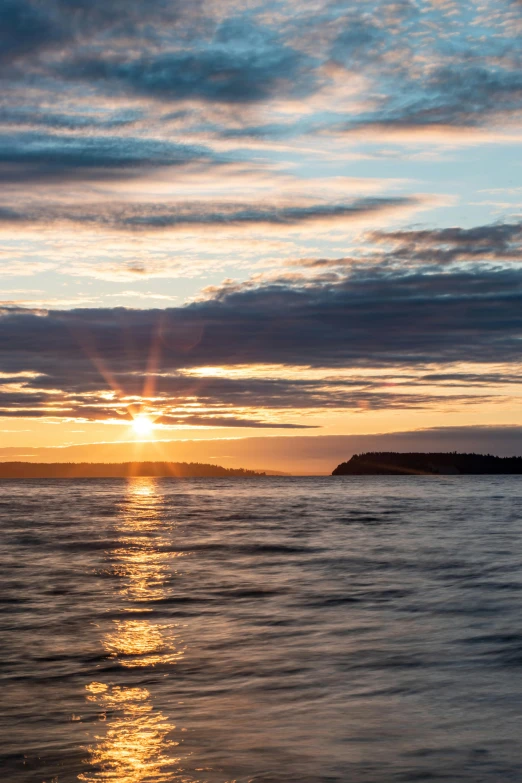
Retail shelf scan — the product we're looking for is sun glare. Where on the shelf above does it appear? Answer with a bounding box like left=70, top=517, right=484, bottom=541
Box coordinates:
left=132, top=415, right=154, bottom=438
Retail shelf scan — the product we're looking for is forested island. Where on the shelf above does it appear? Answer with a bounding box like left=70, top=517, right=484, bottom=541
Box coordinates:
left=332, top=452, right=522, bottom=475
left=0, top=461, right=265, bottom=479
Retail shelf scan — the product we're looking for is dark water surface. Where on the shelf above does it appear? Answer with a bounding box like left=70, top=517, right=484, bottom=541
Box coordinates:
left=2, top=476, right=522, bottom=782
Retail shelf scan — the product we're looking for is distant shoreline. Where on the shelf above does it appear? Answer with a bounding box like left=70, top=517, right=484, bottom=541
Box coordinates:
left=0, top=461, right=267, bottom=479
left=333, top=452, right=522, bottom=476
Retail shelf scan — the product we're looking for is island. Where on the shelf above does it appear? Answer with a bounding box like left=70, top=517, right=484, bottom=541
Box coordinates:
left=0, top=461, right=265, bottom=479
left=332, top=452, right=522, bottom=475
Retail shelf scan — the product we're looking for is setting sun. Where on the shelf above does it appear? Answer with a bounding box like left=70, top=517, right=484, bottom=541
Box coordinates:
left=132, top=416, right=154, bottom=438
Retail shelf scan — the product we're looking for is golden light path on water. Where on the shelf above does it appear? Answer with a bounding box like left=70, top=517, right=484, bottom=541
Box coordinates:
left=80, top=682, right=178, bottom=783
left=79, top=478, right=194, bottom=783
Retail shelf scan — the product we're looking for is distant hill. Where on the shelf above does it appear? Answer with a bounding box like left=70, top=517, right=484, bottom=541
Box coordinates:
left=332, top=452, right=522, bottom=476
left=0, top=461, right=265, bottom=479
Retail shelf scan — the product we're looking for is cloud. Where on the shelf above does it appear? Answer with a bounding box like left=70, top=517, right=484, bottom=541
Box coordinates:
left=2, top=3, right=522, bottom=435
left=0, top=106, right=143, bottom=131
left=329, top=15, right=386, bottom=66
left=107, top=197, right=417, bottom=230
left=0, top=372, right=503, bottom=421
left=319, top=5, right=522, bottom=137
left=156, top=414, right=315, bottom=428
left=0, top=0, right=194, bottom=69
left=0, top=0, right=63, bottom=66
left=60, top=17, right=316, bottom=105
left=52, top=0, right=187, bottom=28
left=1, top=0, right=522, bottom=139
left=1, top=251, right=522, bottom=424
left=0, top=132, right=219, bottom=182
left=354, top=65, right=522, bottom=131
left=0, top=196, right=418, bottom=230
left=294, top=220, right=522, bottom=270
left=2, top=265, right=522, bottom=374
left=369, top=221, right=522, bottom=266
left=0, top=387, right=316, bottom=426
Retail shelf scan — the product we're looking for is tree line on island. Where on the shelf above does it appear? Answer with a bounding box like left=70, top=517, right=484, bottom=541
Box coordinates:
left=3, top=453, right=521, bottom=478
left=332, top=452, right=522, bottom=475
left=0, top=461, right=265, bottom=479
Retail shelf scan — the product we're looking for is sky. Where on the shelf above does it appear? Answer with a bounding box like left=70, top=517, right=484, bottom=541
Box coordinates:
left=1, top=0, right=522, bottom=470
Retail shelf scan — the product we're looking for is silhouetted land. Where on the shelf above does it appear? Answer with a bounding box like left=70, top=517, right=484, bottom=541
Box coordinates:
left=0, top=461, right=265, bottom=479
left=332, top=452, right=522, bottom=475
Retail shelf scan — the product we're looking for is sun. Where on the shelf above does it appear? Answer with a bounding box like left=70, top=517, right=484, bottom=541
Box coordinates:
left=132, top=415, right=154, bottom=437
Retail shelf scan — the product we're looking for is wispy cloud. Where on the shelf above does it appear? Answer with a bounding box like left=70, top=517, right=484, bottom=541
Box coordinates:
left=0, top=196, right=419, bottom=229
left=0, top=132, right=221, bottom=182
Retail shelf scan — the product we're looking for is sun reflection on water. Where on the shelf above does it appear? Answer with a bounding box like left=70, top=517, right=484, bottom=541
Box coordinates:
left=79, top=682, right=178, bottom=783
left=111, top=477, right=185, bottom=605
left=112, top=543, right=172, bottom=606
left=81, top=478, right=191, bottom=782
left=103, top=619, right=184, bottom=668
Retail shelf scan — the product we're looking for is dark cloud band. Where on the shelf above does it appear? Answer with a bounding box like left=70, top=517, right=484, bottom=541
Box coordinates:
left=0, top=132, right=219, bottom=182
left=1, top=259, right=522, bottom=423
left=0, top=196, right=417, bottom=229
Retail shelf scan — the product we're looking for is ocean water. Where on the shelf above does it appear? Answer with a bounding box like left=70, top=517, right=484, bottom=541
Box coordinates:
left=2, top=477, right=522, bottom=783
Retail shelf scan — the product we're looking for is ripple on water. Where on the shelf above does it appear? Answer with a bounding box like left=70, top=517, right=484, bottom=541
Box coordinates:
left=1, top=476, right=522, bottom=782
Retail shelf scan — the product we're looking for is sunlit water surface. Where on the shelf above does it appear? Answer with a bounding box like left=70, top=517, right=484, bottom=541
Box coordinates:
left=2, top=476, right=522, bottom=782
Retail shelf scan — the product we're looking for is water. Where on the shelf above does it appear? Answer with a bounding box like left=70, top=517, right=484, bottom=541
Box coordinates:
left=2, top=476, right=522, bottom=783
